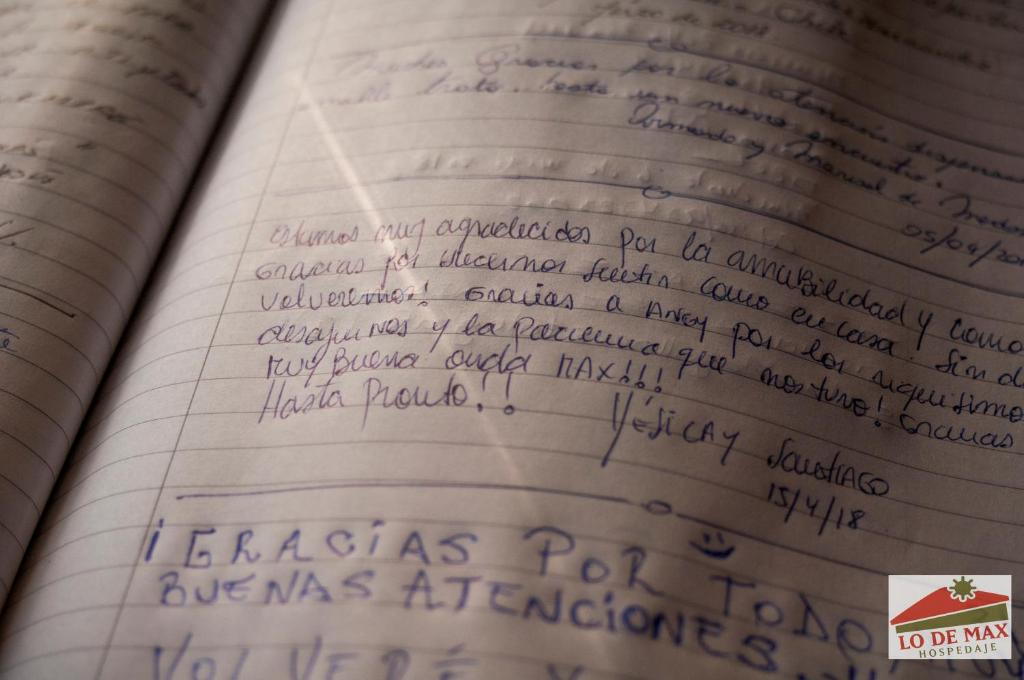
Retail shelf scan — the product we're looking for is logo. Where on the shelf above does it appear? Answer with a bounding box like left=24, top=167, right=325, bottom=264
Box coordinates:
left=888, top=575, right=1012, bottom=659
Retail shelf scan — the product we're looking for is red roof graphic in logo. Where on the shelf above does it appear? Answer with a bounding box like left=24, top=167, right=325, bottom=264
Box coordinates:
left=891, top=587, right=1008, bottom=625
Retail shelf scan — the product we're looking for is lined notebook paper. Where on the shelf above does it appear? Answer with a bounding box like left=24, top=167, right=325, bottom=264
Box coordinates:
left=0, top=0, right=269, bottom=608
left=0, top=0, right=1022, bottom=678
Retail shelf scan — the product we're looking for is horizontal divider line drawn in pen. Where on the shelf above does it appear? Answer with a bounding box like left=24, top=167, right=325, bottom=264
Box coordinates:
left=169, top=477, right=1024, bottom=605
left=0, top=281, right=75, bottom=319
left=0, top=224, right=32, bottom=245
left=162, top=469, right=1024, bottom=562
left=38, top=431, right=1023, bottom=556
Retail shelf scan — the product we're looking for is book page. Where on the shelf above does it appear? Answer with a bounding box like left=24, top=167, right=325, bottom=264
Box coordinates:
left=0, top=0, right=271, bottom=606
left=1, top=0, right=1022, bottom=677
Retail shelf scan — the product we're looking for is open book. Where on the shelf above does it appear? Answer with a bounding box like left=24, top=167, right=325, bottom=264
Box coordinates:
left=0, top=0, right=1021, bottom=676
